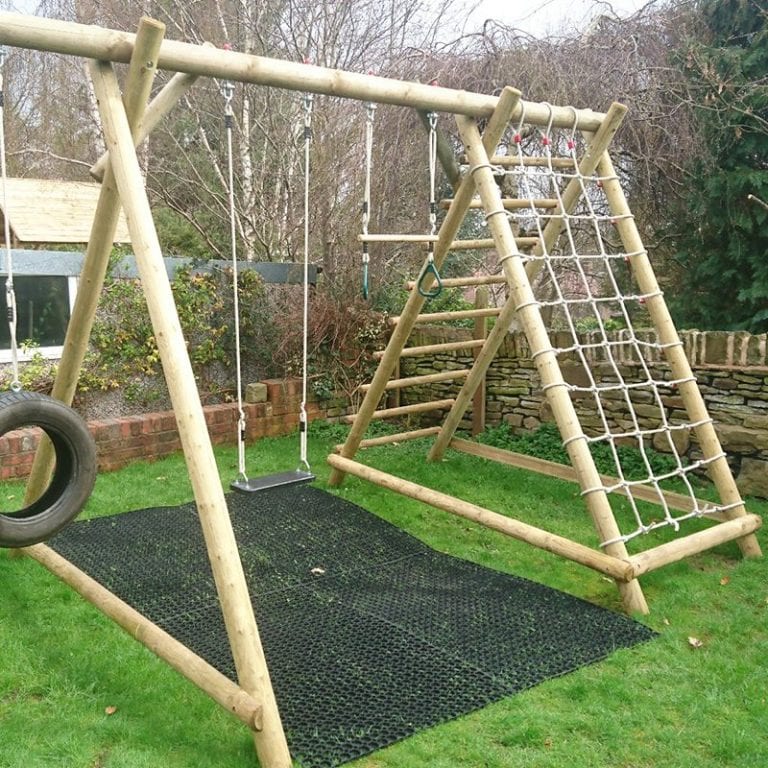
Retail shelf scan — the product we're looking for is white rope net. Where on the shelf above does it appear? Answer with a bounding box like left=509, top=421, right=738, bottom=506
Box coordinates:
left=492, top=112, right=742, bottom=547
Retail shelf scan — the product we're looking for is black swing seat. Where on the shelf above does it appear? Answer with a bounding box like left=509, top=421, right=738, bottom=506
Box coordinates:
left=231, top=469, right=315, bottom=493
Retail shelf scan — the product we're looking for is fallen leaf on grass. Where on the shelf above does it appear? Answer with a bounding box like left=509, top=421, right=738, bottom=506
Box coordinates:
left=104, top=706, right=118, bottom=715
left=687, top=636, right=704, bottom=649
left=719, top=576, right=730, bottom=586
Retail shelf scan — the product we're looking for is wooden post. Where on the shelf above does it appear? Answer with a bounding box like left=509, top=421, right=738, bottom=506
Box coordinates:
left=597, top=149, right=761, bottom=559
left=328, top=87, right=522, bottom=486
left=0, top=12, right=606, bottom=129
left=428, top=104, right=628, bottom=462
left=23, top=17, right=166, bottom=506
left=88, top=61, right=291, bottom=767
left=454, top=114, right=648, bottom=615
left=471, top=287, right=488, bottom=436
left=90, top=59, right=209, bottom=182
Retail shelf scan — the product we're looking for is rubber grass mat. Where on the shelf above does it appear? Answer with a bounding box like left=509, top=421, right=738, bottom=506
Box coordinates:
left=51, top=485, right=656, bottom=767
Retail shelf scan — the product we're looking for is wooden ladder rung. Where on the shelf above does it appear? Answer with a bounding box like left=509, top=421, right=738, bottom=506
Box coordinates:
left=405, top=274, right=506, bottom=290
left=441, top=198, right=559, bottom=211
left=334, top=426, right=442, bottom=452
left=373, top=339, right=485, bottom=359
left=358, top=234, right=440, bottom=243
left=449, top=237, right=539, bottom=250
left=458, top=154, right=577, bottom=169
left=342, top=398, right=455, bottom=423
left=490, top=155, right=577, bottom=169
left=359, top=369, right=471, bottom=392
left=389, top=307, right=501, bottom=326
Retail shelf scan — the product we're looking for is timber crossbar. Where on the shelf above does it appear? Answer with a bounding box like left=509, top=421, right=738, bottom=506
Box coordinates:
left=327, top=454, right=635, bottom=582
left=0, top=12, right=607, bottom=126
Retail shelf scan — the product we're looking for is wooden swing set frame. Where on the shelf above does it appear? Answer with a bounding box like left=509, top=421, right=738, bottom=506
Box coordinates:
left=0, top=11, right=761, bottom=768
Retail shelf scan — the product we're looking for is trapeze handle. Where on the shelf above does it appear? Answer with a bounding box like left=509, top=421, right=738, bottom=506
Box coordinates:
left=417, top=260, right=442, bottom=299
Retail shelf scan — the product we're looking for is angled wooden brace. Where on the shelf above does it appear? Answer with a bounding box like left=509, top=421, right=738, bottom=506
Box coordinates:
left=328, top=86, right=522, bottom=486
left=452, top=113, right=648, bottom=615
left=428, top=103, right=628, bottom=462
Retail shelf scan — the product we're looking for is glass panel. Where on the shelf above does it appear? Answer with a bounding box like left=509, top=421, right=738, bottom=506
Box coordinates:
left=0, top=276, right=71, bottom=349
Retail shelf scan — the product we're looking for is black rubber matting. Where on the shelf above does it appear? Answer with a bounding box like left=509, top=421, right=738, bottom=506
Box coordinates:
left=50, top=485, right=655, bottom=767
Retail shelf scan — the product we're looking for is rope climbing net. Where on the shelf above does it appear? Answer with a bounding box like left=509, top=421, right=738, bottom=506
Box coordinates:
left=500, top=107, right=742, bottom=546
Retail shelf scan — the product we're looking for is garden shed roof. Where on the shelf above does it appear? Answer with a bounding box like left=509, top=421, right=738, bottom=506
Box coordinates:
left=0, top=178, right=131, bottom=244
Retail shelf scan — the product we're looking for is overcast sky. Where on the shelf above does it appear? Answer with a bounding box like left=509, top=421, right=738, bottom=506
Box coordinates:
left=5, top=0, right=652, bottom=39
left=461, top=0, right=651, bottom=36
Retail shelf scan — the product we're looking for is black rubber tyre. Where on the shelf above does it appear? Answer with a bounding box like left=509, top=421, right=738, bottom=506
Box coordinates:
left=0, top=391, right=97, bottom=548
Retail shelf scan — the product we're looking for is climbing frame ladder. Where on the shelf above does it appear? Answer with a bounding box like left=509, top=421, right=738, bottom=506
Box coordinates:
left=329, top=92, right=762, bottom=616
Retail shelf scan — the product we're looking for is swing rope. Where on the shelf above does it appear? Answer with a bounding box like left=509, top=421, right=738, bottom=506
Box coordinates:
left=298, top=92, right=313, bottom=473
left=225, top=73, right=315, bottom=492
left=220, top=76, right=249, bottom=485
left=416, top=110, right=442, bottom=299
left=0, top=46, right=20, bottom=392
left=361, top=100, right=376, bottom=300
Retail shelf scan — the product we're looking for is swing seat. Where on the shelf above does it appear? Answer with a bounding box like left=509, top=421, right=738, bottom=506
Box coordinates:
left=231, top=469, right=315, bottom=493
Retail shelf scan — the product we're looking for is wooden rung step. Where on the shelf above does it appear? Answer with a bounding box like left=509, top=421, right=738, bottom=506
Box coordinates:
left=406, top=274, right=506, bottom=290
left=452, top=197, right=558, bottom=211
left=342, top=398, right=455, bottom=423
left=441, top=198, right=559, bottom=211
left=374, top=339, right=485, bottom=359
left=358, top=234, right=440, bottom=243
left=389, top=307, right=502, bottom=326
left=359, top=369, right=471, bottom=392
left=490, top=156, right=577, bottom=169
left=334, top=426, right=441, bottom=452
left=458, top=154, right=577, bottom=169
left=449, top=237, right=539, bottom=250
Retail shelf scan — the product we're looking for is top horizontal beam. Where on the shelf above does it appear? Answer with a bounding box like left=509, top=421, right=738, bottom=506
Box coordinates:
left=0, top=12, right=610, bottom=129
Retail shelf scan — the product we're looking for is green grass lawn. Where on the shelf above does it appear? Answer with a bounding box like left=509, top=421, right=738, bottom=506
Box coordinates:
left=1, top=425, right=766, bottom=768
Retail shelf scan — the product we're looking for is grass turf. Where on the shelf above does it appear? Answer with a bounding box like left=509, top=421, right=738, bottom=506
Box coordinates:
left=1, top=426, right=766, bottom=767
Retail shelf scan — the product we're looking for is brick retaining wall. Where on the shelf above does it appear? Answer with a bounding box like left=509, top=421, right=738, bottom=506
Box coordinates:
left=0, top=378, right=352, bottom=480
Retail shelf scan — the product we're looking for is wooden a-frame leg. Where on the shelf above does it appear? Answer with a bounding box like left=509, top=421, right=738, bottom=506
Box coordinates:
left=23, top=19, right=203, bottom=507
left=456, top=114, right=648, bottom=615
left=328, top=87, right=522, bottom=486
left=597, top=149, right=761, bottom=560
left=89, top=61, right=292, bottom=767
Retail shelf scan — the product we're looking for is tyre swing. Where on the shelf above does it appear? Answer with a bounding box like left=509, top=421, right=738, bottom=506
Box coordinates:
left=0, top=49, right=96, bottom=548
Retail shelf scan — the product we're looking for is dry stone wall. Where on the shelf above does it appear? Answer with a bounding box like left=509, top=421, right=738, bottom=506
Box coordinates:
left=399, top=327, right=768, bottom=499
